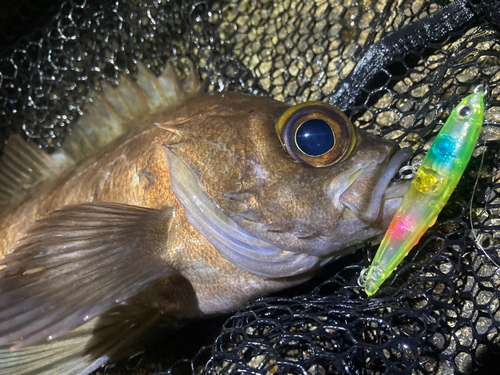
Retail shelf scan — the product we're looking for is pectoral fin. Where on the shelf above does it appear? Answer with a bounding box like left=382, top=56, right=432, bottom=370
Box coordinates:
left=0, top=203, right=175, bottom=350
left=0, top=304, right=161, bottom=375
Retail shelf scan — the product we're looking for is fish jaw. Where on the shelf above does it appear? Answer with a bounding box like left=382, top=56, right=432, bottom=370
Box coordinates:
left=339, top=146, right=413, bottom=223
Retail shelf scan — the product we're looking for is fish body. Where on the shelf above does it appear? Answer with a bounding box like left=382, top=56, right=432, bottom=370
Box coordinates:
left=0, top=65, right=411, bottom=374
left=0, top=94, right=318, bottom=317
left=364, top=89, right=486, bottom=296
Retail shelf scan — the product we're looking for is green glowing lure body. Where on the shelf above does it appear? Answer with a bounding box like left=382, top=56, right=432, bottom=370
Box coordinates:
left=365, top=90, right=486, bottom=296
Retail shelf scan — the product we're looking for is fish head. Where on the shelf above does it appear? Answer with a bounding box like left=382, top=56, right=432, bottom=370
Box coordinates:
left=161, top=92, right=411, bottom=277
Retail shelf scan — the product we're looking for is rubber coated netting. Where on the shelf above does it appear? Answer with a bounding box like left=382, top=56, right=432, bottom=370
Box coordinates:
left=1, top=0, right=500, bottom=374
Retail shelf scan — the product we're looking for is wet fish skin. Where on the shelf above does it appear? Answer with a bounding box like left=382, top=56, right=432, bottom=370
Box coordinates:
left=0, top=87, right=409, bottom=374
left=0, top=94, right=311, bottom=318
left=0, top=92, right=408, bottom=315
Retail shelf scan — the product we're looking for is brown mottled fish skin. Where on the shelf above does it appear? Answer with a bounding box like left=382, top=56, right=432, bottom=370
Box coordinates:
left=162, top=93, right=408, bottom=263
left=0, top=88, right=411, bottom=375
left=0, top=93, right=315, bottom=319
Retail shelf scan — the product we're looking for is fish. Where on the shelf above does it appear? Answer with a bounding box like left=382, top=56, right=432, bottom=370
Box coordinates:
left=0, top=61, right=412, bottom=375
left=364, top=87, right=486, bottom=296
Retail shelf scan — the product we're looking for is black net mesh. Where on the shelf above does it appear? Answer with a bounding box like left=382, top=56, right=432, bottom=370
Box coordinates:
left=1, top=0, right=500, bottom=374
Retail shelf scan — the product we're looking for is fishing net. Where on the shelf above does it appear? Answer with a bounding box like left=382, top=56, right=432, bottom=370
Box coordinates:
left=1, top=0, right=500, bottom=373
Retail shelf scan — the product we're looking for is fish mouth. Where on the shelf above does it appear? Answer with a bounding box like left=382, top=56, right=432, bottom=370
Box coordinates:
left=340, top=147, right=412, bottom=223
left=378, top=147, right=413, bottom=197
left=372, top=146, right=413, bottom=217
left=364, top=147, right=413, bottom=221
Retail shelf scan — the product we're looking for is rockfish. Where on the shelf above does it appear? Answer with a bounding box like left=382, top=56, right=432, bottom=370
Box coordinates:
left=0, top=62, right=411, bottom=374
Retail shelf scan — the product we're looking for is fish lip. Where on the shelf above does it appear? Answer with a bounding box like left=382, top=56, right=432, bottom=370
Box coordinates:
left=378, top=146, right=413, bottom=194
left=377, top=146, right=413, bottom=196
left=338, top=145, right=412, bottom=223
left=380, top=147, right=414, bottom=201
left=385, top=146, right=413, bottom=183
left=360, top=146, right=413, bottom=222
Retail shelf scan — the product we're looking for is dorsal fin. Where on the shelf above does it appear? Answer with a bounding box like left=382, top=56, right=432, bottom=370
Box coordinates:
left=52, top=61, right=202, bottom=165
left=0, top=135, right=63, bottom=208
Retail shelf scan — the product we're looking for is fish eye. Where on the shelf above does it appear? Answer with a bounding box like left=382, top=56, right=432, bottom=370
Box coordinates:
left=274, top=102, right=356, bottom=167
left=458, top=105, right=471, bottom=117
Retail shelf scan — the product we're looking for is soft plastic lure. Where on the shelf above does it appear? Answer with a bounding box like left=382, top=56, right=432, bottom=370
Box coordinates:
left=364, top=87, right=486, bottom=296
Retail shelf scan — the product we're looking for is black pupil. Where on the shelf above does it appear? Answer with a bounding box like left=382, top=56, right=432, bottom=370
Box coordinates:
left=295, top=119, right=335, bottom=156
left=459, top=106, right=471, bottom=116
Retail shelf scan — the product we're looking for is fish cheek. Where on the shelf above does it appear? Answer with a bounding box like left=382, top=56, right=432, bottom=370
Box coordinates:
left=170, top=145, right=264, bottom=216
left=165, top=137, right=247, bottom=214
left=198, top=152, right=253, bottom=212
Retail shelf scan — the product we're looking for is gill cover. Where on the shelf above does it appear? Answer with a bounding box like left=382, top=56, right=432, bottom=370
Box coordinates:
left=275, top=102, right=356, bottom=167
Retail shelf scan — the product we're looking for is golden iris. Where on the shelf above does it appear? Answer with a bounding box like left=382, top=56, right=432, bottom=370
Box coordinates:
left=274, top=102, right=356, bottom=168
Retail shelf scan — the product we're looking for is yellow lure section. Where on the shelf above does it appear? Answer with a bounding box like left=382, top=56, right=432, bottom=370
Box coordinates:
left=365, top=89, right=486, bottom=296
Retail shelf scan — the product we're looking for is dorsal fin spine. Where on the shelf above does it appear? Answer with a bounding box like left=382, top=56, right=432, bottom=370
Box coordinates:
left=0, top=61, right=202, bottom=209
left=53, top=61, right=201, bottom=166
left=0, top=135, right=62, bottom=209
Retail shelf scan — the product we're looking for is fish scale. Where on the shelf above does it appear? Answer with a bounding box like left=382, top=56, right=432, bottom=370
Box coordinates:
left=0, top=59, right=412, bottom=374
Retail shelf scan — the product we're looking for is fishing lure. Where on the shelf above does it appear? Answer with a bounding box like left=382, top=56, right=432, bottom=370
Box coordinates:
left=364, top=86, right=486, bottom=296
